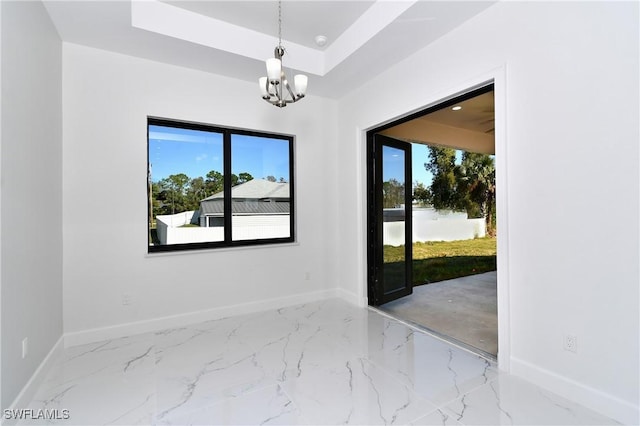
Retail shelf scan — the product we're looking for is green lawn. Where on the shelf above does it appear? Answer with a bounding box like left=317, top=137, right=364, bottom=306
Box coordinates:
left=384, top=237, right=497, bottom=286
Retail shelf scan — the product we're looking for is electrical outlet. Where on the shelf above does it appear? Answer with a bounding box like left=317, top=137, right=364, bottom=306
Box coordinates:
left=122, top=293, right=132, bottom=306
left=22, top=338, right=28, bottom=359
left=563, top=334, right=577, bottom=353
left=304, top=272, right=310, bottom=281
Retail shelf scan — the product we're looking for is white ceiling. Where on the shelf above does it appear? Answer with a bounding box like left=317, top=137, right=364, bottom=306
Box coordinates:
left=162, top=1, right=377, bottom=50
left=42, top=0, right=496, bottom=99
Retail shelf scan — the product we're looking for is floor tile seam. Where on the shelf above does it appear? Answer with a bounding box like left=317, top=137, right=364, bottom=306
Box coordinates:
left=237, top=320, right=336, bottom=354
left=33, top=359, right=154, bottom=397
left=409, top=406, right=459, bottom=426
left=95, top=390, right=158, bottom=426
left=438, top=404, right=467, bottom=425
left=426, top=375, right=500, bottom=416
left=274, top=381, right=314, bottom=425
left=243, top=328, right=369, bottom=370
left=281, top=350, right=442, bottom=420
left=154, top=379, right=280, bottom=424
left=152, top=341, right=281, bottom=417
left=356, top=354, right=447, bottom=416
left=404, top=407, right=439, bottom=425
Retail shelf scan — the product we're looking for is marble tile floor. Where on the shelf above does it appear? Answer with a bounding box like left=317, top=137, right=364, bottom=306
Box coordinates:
left=19, top=299, right=618, bottom=425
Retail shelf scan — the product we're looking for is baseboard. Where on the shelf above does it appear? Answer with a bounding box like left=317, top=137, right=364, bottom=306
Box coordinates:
left=335, top=288, right=367, bottom=307
left=3, top=335, right=64, bottom=426
left=64, top=289, right=342, bottom=348
left=511, top=357, right=639, bottom=425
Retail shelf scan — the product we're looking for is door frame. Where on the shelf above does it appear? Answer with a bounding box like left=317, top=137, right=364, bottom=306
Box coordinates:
left=359, top=70, right=510, bottom=370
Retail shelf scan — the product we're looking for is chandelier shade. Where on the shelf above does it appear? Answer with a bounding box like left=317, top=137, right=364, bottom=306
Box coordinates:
left=294, top=75, right=308, bottom=96
left=259, top=1, right=307, bottom=108
left=266, top=58, right=282, bottom=83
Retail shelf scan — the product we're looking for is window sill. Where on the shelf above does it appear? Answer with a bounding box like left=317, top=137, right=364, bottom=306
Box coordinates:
left=145, top=240, right=300, bottom=258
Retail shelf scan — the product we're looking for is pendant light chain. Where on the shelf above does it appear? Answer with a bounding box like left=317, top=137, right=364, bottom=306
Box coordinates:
left=277, top=0, right=283, bottom=50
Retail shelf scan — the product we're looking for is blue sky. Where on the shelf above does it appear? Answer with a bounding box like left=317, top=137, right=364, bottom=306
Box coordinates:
left=149, top=126, right=462, bottom=188
left=382, top=145, right=407, bottom=183
left=385, top=143, right=465, bottom=188
left=411, top=143, right=433, bottom=186
left=231, top=134, right=290, bottom=182
left=148, top=125, right=290, bottom=182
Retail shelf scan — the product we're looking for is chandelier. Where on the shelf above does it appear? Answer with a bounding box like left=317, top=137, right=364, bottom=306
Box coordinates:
left=259, top=1, right=308, bottom=108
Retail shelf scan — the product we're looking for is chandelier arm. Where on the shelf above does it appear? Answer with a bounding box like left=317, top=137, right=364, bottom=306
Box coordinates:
left=275, top=76, right=282, bottom=101
left=263, top=79, right=272, bottom=100
left=283, top=78, right=297, bottom=102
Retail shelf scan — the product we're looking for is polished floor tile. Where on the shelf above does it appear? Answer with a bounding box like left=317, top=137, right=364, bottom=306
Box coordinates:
left=19, top=299, right=618, bottom=425
left=443, top=374, right=617, bottom=425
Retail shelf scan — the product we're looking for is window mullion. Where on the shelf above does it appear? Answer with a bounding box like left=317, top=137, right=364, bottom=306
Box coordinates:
left=223, top=131, right=232, bottom=244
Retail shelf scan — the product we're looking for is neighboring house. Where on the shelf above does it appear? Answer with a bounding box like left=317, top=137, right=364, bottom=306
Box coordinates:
left=199, top=179, right=290, bottom=227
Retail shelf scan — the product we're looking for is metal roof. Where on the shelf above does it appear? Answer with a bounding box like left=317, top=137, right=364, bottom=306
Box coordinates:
left=202, top=179, right=289, bottom=201
left=201, top=200, right=290, bottom=215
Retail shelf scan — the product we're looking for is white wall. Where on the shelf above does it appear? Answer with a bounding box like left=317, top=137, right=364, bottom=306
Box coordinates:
left=62, top=44, right=339, bottom=335
left=336, top=2, right=638, bottom=424
left=0, top=1, right=63, bottom=410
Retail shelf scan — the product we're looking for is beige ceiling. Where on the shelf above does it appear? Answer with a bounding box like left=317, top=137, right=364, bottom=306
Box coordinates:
left=381, top=91, right=495, bottom=154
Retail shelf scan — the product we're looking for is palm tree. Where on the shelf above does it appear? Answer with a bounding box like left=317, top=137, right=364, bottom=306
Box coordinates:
left=457, top=153, right=496, bottom=235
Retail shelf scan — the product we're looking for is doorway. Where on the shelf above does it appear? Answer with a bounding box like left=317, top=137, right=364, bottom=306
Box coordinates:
left=367, top=84, right=497, bottom=358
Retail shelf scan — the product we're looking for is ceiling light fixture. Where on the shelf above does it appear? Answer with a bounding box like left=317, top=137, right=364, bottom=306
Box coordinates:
left=452, top=106, right=462, bottom=111
left=314, top=35, right=327, bottom=47
left=259, top=0, right=307, bottom=108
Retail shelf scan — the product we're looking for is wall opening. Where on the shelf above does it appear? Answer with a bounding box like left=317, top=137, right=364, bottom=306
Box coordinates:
left=367, top=84, right=498, bottom=359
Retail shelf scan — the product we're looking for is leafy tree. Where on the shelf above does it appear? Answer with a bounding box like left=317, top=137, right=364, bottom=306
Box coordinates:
left=168, top=173, right=189, bottom=192
left=186, top=176, right=207, bottom=209
left=150, top=170, right=257, bottom=220
left=423, top=146, right=496, bottom=235
left=265, top=175, right=276, bottom=182
left=159, top=173, right=189, bottom=214
left=383, top=178, right=405, bottom=208
left=413, top=181, right=431, bottom=206
left=238, top=172, right=253, bottom=184
left=149, top=181, right=164, bottom=221
left=425, top=147, right=462, bottom=211
left=205, top=170, right=224, bottom=195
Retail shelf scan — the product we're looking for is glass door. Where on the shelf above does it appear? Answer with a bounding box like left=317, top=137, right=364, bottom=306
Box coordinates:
left=368, top=134, right=412, bottom=305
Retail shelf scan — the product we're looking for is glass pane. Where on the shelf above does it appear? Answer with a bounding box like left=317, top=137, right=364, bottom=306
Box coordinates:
left=231, top=134, right=291, bottom=241
left=382, top=145, right=406, bottom=294
left=148, top=125, right=224, bottom=246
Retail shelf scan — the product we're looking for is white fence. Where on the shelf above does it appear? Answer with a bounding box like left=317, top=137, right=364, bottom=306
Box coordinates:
left=156, top=211, right=223, bottom=245
left=155, top=211, right=289, bottom=245
left=383, top=207, right=486, bottom=247
left=156, top=208, right=482, bottom=247
left=232, top=215, right=290, bottom=241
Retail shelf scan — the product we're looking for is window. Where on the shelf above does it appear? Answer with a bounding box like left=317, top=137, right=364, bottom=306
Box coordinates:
left=147, top=118, right=294, bottom=252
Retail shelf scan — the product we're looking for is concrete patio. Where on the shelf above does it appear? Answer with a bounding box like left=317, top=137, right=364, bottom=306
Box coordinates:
left=378, top=271, right=497, bottom=357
